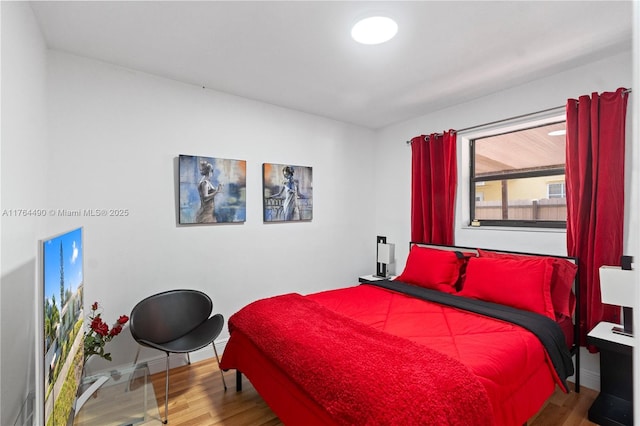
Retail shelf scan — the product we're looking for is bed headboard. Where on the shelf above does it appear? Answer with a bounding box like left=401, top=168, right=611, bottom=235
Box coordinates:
left=409, top=241, right=581, bottom=392
left=410, top=242, right=578, bottom=264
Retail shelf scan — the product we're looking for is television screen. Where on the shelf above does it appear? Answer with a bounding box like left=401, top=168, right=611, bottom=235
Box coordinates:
left=37, top=227, right=84, bottom=426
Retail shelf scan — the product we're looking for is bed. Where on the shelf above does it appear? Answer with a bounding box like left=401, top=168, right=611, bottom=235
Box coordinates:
left=220, top=243, right=580, bottom=425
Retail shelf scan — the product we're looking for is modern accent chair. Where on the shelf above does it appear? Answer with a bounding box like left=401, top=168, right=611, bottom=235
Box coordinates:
left=130, top=289, right=226, bottom=424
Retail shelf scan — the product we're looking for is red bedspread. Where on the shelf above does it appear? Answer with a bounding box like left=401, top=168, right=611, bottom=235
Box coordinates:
left=222, top=284, right=562, bottom=425
left=308, top=285, right=560, bottom=425
left=223, top=293, right=494, bottom=426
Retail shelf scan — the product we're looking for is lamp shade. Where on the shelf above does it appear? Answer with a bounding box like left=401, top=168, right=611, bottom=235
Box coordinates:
left=377, top=243, right=393, bottom=264
left=599, top=266, right=636, bottom=308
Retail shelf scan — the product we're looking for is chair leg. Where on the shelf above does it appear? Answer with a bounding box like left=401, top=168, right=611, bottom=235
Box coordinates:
left=212, top=342, right=227, bottom=391
left=133, top=346, right=141, bottom=366
left=187, top=352, right=191, bottom=365
left=163, top=353, right=169, bottom=424
left=128, top=346, right=142, bottom=393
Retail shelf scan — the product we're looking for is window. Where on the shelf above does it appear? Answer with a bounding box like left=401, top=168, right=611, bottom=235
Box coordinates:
left=547, top=182, right=566, bottom=199
left=470, top=120, right=566, bottom=228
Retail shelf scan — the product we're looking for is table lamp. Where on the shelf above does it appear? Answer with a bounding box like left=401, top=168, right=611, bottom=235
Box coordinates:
left=376, top=236, right=394, bottom=278
left=599, top=258, right=635, bottom=337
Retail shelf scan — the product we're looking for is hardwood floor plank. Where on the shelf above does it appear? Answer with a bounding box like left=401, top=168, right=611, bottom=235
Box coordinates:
left=149, top=358, right=599, bottom=425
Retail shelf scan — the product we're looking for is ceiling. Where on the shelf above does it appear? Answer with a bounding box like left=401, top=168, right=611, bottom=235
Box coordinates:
left=474, top=122, right=566, bottom=175
left=29, top=1, right=633, bottom=130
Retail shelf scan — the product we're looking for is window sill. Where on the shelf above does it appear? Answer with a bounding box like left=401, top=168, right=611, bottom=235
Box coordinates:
left=461, top=225, right=566, bottom=234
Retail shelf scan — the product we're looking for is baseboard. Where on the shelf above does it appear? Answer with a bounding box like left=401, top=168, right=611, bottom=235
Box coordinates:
left=577, top=369, right=600, bottom=392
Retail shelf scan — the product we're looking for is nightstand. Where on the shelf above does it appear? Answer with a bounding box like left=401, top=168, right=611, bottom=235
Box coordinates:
left=587, top=321, right=634, bottom=426
left=359, top=274, right=396, bottom=284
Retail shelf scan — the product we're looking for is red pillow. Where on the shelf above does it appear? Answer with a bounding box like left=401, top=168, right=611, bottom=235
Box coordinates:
left=477, top=249, right=577, bottom=318
left=395, top=246, right=466, bottom=294
left=459, top=256, right=555, bottom=319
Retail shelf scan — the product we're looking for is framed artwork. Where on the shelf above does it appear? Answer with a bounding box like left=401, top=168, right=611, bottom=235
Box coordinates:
left=38, top=227, right=84, bottom=426
left=263, top=163, right=313, bottom=222
left=179, top=155, right=246, bottom=224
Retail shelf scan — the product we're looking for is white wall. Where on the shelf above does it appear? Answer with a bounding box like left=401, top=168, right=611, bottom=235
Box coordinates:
left=43, top=50, right=377, bottom=365
left=374, top=49, right=633, bottom=390
left=0, top=2, right=50, bottom=425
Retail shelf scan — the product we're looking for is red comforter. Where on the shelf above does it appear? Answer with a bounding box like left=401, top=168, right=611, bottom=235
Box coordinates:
left=221, top=284, right=562, bottom=425
left=224, top=293, right=494, bottom=425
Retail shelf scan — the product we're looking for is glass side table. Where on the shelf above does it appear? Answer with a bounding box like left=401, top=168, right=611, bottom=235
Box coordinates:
left=74, top=362, right=159, bottom=426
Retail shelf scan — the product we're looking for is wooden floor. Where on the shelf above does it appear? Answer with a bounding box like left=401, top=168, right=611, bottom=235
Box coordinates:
left=148, top=358, right=600, bottom=426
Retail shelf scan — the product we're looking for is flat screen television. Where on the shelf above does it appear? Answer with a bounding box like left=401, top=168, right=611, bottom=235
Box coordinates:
left=35, top=227, right=84, bottom=426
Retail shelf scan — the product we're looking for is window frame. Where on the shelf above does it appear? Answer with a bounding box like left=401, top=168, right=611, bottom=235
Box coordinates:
left=468, top=118, right=567, bottom=229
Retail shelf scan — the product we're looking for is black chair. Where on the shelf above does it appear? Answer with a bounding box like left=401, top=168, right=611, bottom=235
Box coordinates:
left=130, top=289, right=226, bottom=424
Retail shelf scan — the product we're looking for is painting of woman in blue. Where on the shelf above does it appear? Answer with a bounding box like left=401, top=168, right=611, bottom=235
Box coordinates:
left=179, top=155, right=246, bottom=224
left=263, top=163, right=313, bottom=222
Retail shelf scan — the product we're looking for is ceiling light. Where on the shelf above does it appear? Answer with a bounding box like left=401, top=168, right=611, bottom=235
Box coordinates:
left=548, top=130, right=566, bottom=136
left=351, top=16, right=398, bottom=45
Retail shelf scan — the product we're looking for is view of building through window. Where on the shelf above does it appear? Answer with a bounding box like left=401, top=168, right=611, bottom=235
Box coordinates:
left=470, top=121, right=566, bottom=228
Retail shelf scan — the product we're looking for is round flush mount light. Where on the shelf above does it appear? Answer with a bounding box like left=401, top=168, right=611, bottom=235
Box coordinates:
left=351, top=16, right=398, bottom=45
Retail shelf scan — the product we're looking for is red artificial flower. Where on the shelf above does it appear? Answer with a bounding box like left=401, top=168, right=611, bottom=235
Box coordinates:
left=90, top=316, right=109, bottom=336
left=96, top=322, right=109, bottom=336
left=84, top=301, right=129, bottom=363
left=91, top=316, right=104, bottom=331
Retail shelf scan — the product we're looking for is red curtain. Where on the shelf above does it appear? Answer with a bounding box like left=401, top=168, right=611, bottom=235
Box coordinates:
left=565, top=88, right=629, bottom=347
left=410, top=131, right=457, bottom=245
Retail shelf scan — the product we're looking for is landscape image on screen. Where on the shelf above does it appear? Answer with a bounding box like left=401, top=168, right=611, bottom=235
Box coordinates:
left=42, top=227, right=84, bottom=426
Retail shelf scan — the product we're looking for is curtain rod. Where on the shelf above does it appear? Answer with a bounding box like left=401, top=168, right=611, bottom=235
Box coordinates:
left=406, top=88, right=632, bottom=145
